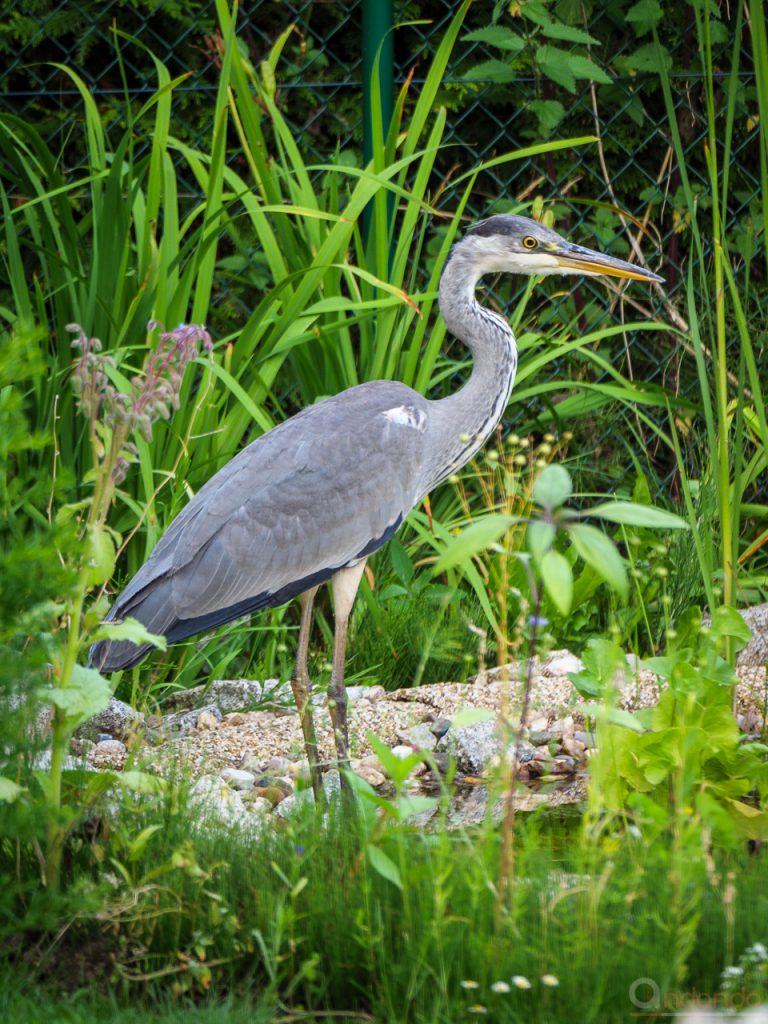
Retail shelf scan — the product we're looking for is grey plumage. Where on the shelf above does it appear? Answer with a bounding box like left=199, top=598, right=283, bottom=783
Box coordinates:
left=88, top=213, right=661, bottom=785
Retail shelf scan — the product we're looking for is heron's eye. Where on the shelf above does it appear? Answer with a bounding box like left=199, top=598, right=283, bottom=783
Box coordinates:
left=522, top=236, right=538, bottom=249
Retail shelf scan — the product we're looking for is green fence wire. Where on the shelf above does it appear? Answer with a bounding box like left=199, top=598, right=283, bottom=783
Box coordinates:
left=0, top=0, right=764, bottom=489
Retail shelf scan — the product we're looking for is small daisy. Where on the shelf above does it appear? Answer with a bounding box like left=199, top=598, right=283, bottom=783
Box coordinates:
left=512, top=975, right=532, bottom=989
left=460, top=980, right=480, bottom=990
left=541, top=974, right=560, bottom=987
left=467, top=1006, right=488, bottom=1015
left=490, top=981, right=511, bottom=993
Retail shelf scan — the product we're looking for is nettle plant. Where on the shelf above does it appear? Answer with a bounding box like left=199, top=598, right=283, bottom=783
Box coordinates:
left=39, top=321, right=211, bottom=891
left=432, top=463, right=689, bottom=652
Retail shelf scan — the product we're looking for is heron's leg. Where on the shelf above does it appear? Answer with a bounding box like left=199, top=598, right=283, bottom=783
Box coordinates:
left=290, top=586, right=322, bottom=799
left=328, top=559, right=367, bottom=773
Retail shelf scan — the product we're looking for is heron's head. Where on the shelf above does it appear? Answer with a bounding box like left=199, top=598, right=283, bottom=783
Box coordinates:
left=458, top=214, right=663, bottom=283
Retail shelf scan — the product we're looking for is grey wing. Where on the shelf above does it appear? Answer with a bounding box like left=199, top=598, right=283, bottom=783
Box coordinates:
left=90, top=383, right=430, bottom=669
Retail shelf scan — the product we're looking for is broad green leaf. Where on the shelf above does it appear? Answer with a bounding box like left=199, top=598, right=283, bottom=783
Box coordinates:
left=91, top=617, right=167, bottom=651
left=0, top=777, right=24, bottom=802
left=85, top=524, right=116, bottom=587
left=532, top=464, right=572, bottom=511
left=118, top=771, right=166, bottom=795
left=626, top=0, right=664, bottom=34
left=570, top=638, right=625, bottom=698
left=527, top=520, right=556, bottom=562
left=463, top=59, right=518, bottom=84
left=535, top=45, right=576, bottom=92
left=452, top=706, right=495, bottom=729
left=394, top=795, right=438, bottom=820
left=590, top=705, right=646, bottom=733
left=566, top=54, right=612, bottom=84
left=615, top=43, right=672, bottom=74
left=710, top=607, right=752, bottom=652
left=389, top=538, right=414, bottom=585
left=569, top=524, right=628, bottom=599
left=367, top=845, right=402, bottom=889
left=462, top=26, right=525, bottom=53
left=432, top=513, right=511, bottom=573
left=589, top=501, right=689, bottom=529
left=540, top=22, right=600, bottom=44
left=541, top=549, right=573, bottom=616
left=44, top=666, right=111, bottom=724
left=529, top=99, right=566, bottom=134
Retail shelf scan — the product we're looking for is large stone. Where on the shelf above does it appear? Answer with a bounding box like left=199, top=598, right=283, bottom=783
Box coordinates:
left=396, top=723, right=438, bottom=752
left=220, top=768, right=256, bottom=791
left=77, top=697, right=144, bottom=742
left=437, top=719, right=500, bottom=775
left=163, top=679, right=265, bottom=714
left=89, top=739, right=128, bottom=770
left=188, top=775, right=260, bottom=832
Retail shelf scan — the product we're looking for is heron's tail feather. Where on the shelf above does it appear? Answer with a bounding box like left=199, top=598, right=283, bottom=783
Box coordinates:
left=87, top=584, right=178, bottom=673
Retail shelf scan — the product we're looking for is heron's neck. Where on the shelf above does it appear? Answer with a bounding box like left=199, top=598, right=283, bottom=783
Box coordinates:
left=425, top=248, right=518, bottom=489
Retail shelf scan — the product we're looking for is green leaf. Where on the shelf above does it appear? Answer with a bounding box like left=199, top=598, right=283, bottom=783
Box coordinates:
left=367, top=845, right=402, bottom=890
left=44, top=666, right=111, bottom=725
left=527, top=520, right=556, bottom=562
left=528, top=99, right=566, bottom=134
left=535, top=45, right=576, bottom=92
left=463, top=26, right=525, bottom=53
left=565, top=54, right=612, bottom=84
left=389, top=538, right=414, bottom=585
left=0, top=777, right=24, bottom=802
left=590, top=705, right=646, bottom=733
left=710, top=607, right=752, bottom=652
left=541, top=550, right=573, bottom=616
left=85, top=524, right=116, bottom=587
left=394, top=795, right=438, bottom=820
left=615, top=43, right=672, bottom=74
left=91, top=617, right=168, bottom=651
left=452, top=706, right=495, bottom=729
left=118, top=771, right=166, bottom=795
left=625, top=0, right=664, bottom=34
left=533, top=464, right=572, bottom=511
left=569, top=524, right=628, bottom=599
left=540, top=22, right=600, bottom=44
left=463, top=59, right=518, bottom=84
left=588, top=501, right=689, bottom=529
left=570, top=638, right=625, bottom=698
left=432, top=513, right=511, bottom=573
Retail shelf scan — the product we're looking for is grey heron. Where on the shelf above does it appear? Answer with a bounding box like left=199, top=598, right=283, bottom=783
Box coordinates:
left=89, top=214, right=662, bottom=794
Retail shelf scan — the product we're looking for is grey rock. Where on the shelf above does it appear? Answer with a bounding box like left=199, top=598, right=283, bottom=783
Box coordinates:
left=162, top=704, right=222, bottom=737
left=574, top=729, right=597, bottom=748
left=76, top=697, right=144, bottom=742
left=396, top=723, right=437, bottom=752
left=220, top=768, right=256, bottom=791
left=89, top=739, right=128, bottom=770
left=437, top=719, right=500, bottom=775
left=163, top=679, right=265, bottom=714
left=32, top=750, right=97, bottom=772
left=529, top=730, right=554, bottom=746
left=189, top=775, right=259, bottom=832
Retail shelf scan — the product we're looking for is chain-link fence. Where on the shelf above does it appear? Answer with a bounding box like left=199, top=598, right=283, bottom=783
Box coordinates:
left=1, top=0, right=764, bottom=487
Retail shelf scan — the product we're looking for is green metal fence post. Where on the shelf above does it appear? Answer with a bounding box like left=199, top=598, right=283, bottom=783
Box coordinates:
left=362, top=0, right=394, bottom=248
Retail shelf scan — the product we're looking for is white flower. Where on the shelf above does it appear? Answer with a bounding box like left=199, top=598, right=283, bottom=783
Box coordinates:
left=722, top=966, right=744, bottom=978
left=460, top=980, right=480, bottom=990
left=541, top=974, right=560, bottom=987
left=490, top=981, right=511, bottom=993
left=512, top=975, right=532, bottom=990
